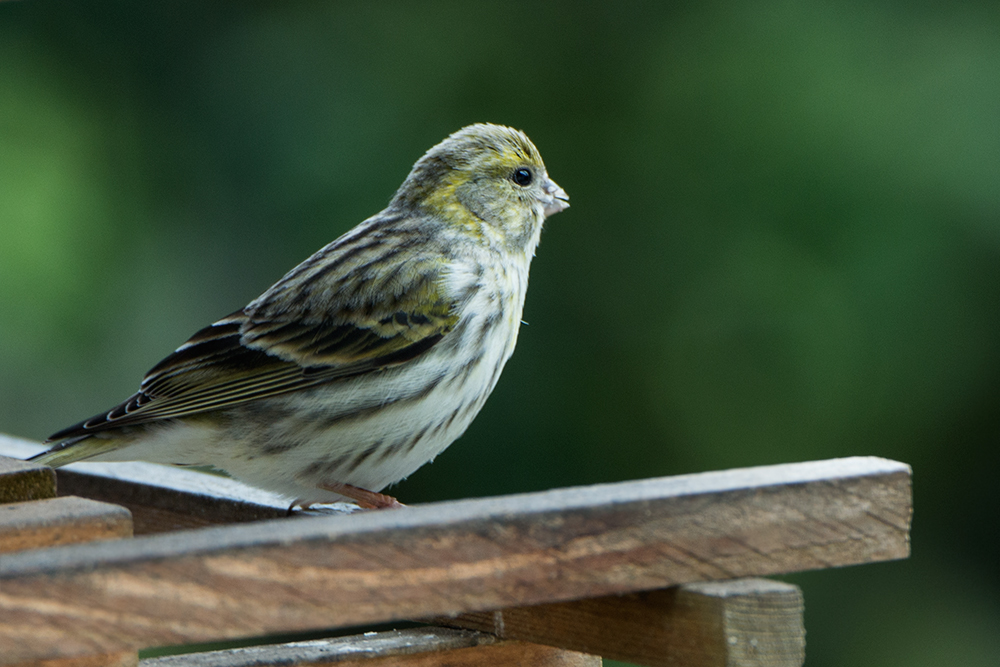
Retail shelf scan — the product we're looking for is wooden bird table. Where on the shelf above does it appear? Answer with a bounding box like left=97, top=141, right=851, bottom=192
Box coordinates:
left=0, top=433, right=911, bottom=667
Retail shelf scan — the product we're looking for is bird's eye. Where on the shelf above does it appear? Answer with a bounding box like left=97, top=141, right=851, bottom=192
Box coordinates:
left=512, top=168, right=533, bottom=187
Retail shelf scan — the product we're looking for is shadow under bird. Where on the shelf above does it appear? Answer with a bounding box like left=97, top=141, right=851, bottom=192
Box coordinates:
left=31, top=123, right=569, bottom=509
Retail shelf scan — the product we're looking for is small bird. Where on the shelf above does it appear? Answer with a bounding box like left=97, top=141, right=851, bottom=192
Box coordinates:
left=31, top=123, right=568, bottom=508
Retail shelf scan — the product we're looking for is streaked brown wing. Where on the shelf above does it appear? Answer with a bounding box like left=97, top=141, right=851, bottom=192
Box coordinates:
left=47, top=303, right=456, bottom=442
left=240, top=265, right=458, bottom=367
left=47, top=218, right=461, bottom=443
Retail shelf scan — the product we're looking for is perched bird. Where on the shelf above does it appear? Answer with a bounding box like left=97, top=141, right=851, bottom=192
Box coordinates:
left=31, top=123, right=568, bottom=508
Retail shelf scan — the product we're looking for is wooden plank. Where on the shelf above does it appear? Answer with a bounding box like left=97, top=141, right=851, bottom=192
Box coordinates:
left=440, top=578, right=804, bottom=667
left=0, top=446, right=138, bottom=667
left=0, top=455, right=56, bottom=504
left=139, top=627, right=598, bottom=666
left=0, top=457, right=909, bottom=663
left=20, top=651, right=138, bottom=667
left=0, top=496, right=133, bottom=554
left=679, top=579, right=804, bottom=666
left=54, top=469, right=292, bottom=534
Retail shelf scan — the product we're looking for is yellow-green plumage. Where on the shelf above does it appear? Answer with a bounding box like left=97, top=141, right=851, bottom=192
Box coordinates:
left=33, top=123, right=568, bottom=506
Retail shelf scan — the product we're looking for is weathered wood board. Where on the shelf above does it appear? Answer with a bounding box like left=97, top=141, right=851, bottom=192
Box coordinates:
left=441, top=578, right=805, bottom=666
left=139, top=627, right=599, bottom=667
left=0, top=455, right=56, bottom=504
left=0, top=456, right=910, bottom=664
left=0, top=496, right=132, bottom=553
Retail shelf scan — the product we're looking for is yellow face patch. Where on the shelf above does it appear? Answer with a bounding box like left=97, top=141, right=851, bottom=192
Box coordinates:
left=393, top=124, right=551, bottom=247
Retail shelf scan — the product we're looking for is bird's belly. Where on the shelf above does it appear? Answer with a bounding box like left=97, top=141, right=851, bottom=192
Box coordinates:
left=207, top=331, right=514, bottom=502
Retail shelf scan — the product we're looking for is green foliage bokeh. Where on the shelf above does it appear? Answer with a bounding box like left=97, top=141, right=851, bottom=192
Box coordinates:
left=1, top=1, right=998, bottom=664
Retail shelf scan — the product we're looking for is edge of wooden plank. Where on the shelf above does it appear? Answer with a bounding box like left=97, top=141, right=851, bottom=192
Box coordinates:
left=0, top=435, right=910, bottom=514
left=140, top=627, right=498, bottom=666
left=22, top=651, right=138, bottom=667
left=0, top=455, right=910, bottom=578
left=0, top=496, right=133, bottom=553
left=140, top=629, right=599, bottom=667
left=0, top=455, right=57, bottom=504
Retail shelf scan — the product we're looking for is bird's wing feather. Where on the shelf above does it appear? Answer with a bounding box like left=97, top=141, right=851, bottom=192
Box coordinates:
left=47, top=256, right=459, bottom=441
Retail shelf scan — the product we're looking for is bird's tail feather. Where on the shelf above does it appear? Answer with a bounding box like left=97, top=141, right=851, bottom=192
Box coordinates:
left=29, top=437, right=122, bottom=468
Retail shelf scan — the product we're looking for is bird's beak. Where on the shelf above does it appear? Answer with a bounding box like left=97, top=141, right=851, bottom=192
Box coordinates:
left=542, top=177, right=570, bottom=217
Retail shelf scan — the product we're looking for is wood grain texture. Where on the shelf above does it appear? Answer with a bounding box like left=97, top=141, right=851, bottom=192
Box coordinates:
left=0, top=496, right=133, bottom=554
left=0, top=456, right=909, bottom=664
left=0, top=455, right=56, bottom=504
left=440, top=578, right=804, bottom=667
left=680, top=579, right=804, bottom=666
left=19, top=651, right=138, bottom=667
left=139, top=628, right=599, bottom=667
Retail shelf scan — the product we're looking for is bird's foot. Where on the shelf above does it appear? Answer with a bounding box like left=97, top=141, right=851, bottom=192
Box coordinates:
left=288, top=500, right=314, bottom=515
left=318, top=481, right=405, bottom=510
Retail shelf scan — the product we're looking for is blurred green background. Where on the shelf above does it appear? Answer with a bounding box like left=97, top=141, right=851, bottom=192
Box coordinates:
left=2, top=0, right=998, bottom=664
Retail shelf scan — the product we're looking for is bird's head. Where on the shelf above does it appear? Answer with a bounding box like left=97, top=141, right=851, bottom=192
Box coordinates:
left=392, top=123, right=569, bottom=251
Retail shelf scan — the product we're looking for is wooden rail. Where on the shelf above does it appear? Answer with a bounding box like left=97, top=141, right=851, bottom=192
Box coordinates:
left=0, top=434, right=911, bottom=666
